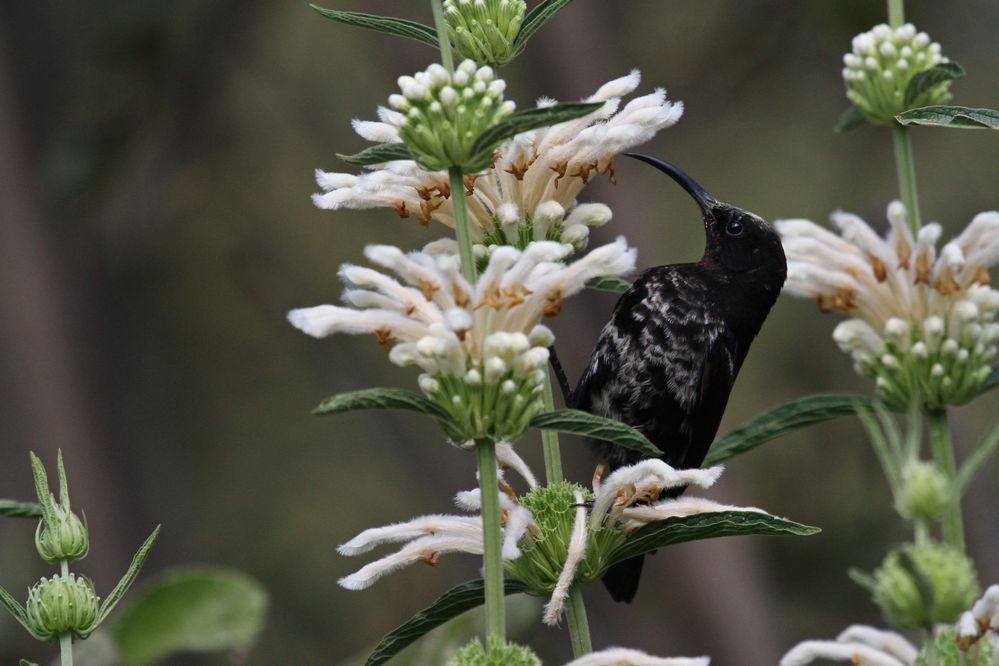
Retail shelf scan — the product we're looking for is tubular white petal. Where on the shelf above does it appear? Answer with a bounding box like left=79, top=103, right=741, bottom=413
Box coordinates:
left=351, top=119, right=402, bottom=143
left=565, top=648, right=710, bottom=666
left=287, top=306, right=426, bottom=340
left=315, top=170, right=358, bottom=191
left=542, top=491, right=588, bottom=626
left=620, top=497, right=767, bottom=525
left=780, top=641, right=908, bottom=666
left=591, top=460, right=724, bottom=529
left=338, top=515, right=482, bottom=556
left=835, top=626, right=918, bottom=662
left=337, top=534, right=483, bottom=590
left=495, top=441, right=538, bottom=489
left=587, top=69, right=641, bottom=102
left=502, top=505, right=535, bottom=560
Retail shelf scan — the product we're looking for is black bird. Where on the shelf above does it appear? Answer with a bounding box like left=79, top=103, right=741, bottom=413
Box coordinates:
left=560, top=154, right=787, bottom=603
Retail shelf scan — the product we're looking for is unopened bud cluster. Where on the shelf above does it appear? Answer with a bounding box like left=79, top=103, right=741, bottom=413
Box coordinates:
left=447, top=636, right=541, bottom=666
left=833, top=287, right=999, bottom=408
left=444, top=0, right=526, bottom=67
left=843, top=23, right=951, bottom=124
left=895, top=460, right=949, bottom=522
left=35, top=503, right=89, bottom=564
left=390, top=60, right=515, bottom=172
left=25, top=574, right=99, bottom=640
left=872, top=542, right=979, bottom=629
left=477, top=201, right=612, bottom=260
left=401, top=326, right=553, bottom=441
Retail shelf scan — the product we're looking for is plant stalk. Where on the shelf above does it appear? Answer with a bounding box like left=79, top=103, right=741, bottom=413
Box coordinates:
left=891, top=124, right=922, bottom=234
left=887, top=0, right=905, bottom=28
left=431, top=0, right=454, bottom=72
left=449, top=167, right=478, bottom=284
left=476, top=439, right=506, bottom=640
left=928, top=409, right=965, bottom=552
left=59, top=560, right=73, bottom=666
left=541, top=369, right=564, bottom=483
left=565, top=586, right=593, bottom=657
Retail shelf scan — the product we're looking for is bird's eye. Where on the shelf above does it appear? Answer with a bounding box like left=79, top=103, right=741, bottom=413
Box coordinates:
left=725, top=219, right=744, bottom=237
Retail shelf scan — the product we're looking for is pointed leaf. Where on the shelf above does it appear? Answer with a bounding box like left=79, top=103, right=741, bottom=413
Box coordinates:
left=585, top=275, right=632, bottom=294
left=515, top=0, right=579, bottom=49
left=365, top=578, right=530, bottom=666
left=313, top=387, right=452, bottom=421
left=704, top=393, right=876, bottom=466
left=112, top=567, right=268, bottom=666
left=848, top=567, right=877, bottom=592
left=94, top=526, right=161, bottom=629
left=607, top=511, right=819, bottom=566
left=896, top=105, right=999, bottom=129
left=0, top=584, right=36, bottom=638
left=0, top=499, right=43, bottom=519
left=337, top=143, right=413, bottom=167
left=835, top=105, right=867, bottom=132
left=470, top=102, right=603, bottom=157
left=904, top=62, right=965, bottom=107
left=57, top=449, right=70, bottom=509
left=309, top=6, right=439, bottom=48
left=28, top=452, right=57, bottom=527
left=530, top=409, right=663, bottom=457
left=19, top=660, right=39, bottom=666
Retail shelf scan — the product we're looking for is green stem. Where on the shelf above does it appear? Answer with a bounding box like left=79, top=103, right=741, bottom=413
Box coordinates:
left=955, top=421, right=999, bottom=497
left=449, top=167, right=478, bottom=284
left=565, top=586, right=593, bottom=657
left=431, top=0, right=454, bottom=72
left=928, top=409, right=965, bottom=552
left=892, top=124, right=922, bottom=234
left=475, top=439, right=505, bottom=640
left=541, top=369, right=564, bottom=483
left=887, top=0, right=905, bottom=27
left=59, top=561, right=73, bottom=666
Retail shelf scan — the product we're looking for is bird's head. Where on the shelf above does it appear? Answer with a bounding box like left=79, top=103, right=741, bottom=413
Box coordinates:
left=626, top=153, right=786, bottom=280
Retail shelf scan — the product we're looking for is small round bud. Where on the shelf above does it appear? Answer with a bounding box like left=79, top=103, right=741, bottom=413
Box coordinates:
left=872, top=542, right=979, bottom=629
left=447, top=636, right=541, bottom=666
left=895, top=461, right=950, bottom=521
left=25, top=574, right=99, bottom=640
left=35, top=504, right=89, bottom=564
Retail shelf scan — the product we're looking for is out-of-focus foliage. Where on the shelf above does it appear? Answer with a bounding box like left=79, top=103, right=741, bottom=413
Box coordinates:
left=1, top=1, right=997, bottom=664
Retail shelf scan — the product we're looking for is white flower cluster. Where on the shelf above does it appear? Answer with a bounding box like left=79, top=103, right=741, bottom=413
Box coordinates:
left=565, top=650, right=709, bottom=666
left=779, top=202, right=999, bottom=408
left=958, top=584, right=999, bottom=651
left=313, top=70, right=682, bottom=254
left=843, top=23, right=951, bottom=124
left=391, top=60, right=515, bottom=172
left=288, top=238, right=635, bottom=440
left=444, top=0, right=526, bottom=67
left=781, top=625, right=917, bottom=666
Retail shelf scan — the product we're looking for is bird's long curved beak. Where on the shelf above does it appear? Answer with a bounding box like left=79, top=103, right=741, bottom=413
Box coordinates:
left=624, top=153, right=717, bottom=218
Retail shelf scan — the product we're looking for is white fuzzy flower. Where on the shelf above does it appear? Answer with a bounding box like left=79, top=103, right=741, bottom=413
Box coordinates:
left=313, top=71, right=681, bottom=252
left=956, top=584, right=999, bottom=650
left=779, top=203, right=999, bottom=408
left=565, top=649, right=710, bottom=666
left=781, top=625, right=918, bottom=666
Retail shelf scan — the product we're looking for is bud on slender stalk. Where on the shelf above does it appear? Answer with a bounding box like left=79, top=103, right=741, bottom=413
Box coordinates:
left=30, top=451, right=90, bottom=564
left=25, top=574, right=100, bottom=641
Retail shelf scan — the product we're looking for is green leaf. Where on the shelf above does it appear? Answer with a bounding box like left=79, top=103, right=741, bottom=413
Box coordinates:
left=515, top=0, right=579, bottom=49
left=0, top=499, right=43, bottom=519
left=365, top=578, right=530, bottom=666
left=606, top=511, right=819, bottom=566
left=19, top=660, right=39, bottom=666
left=530, top=409, right=663, bottom=457
left=704, top=393, right=876, bottom=466
left=313, top=387, right=452, bottom=421
left=585, top=275, right=632, bottom=294
left=471, top=102, right=604, bottom=157
left=337, top=143, right=413, bottom=167
left=982, top=365, right=999, bottom=394
left=896, top=105, right=999, bottom=129
left=848, top=567, right=877, bottom=592
left=112, top=567, right=268, bottom=666
left=835, top=105, right=867, bottom=132
left=0, top=583, right=37, bottom=639
left=94, top=526, right=161, bottom=629
left=904, top=62, right=965, bottom=107
left=309, top=6, right=439, bottom=48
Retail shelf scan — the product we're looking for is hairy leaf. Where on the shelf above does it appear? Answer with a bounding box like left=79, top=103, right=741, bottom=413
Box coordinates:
left=904, top=62, right=965, bottom=107
left=113, top=567, right=268, bottom=666
left=896, top=105, right=999, bottom=129
left=585, top=275, right=632, bottom=294
left=95, top=526, right=161, bottom=628
left=515, top=0, right=579, bottom=49
left=704, top=393, right=876, bottom=466
left=607, top=511, right=819, bottom=565
left=530, top=409, right=663, bottom=457
left=471, top=102, right=603, bottom=157
left=337, top=143, right=413, bottom=167
left=0, top=499, right=43, bottom=519
left=365, top=579, right=530, bottom=666
left=835, top=105, right=867, bottom=132
left=309, top=7, right=438, bottom=48
left=313, top=387, right=451, bottom=421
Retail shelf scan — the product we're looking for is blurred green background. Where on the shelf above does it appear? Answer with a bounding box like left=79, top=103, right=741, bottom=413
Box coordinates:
left=1, top=1, right=997, bottom=664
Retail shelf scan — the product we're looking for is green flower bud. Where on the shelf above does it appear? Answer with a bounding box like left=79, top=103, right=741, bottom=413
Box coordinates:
left=843, top=23, right=952, bottom=124
left=391, top=60, right=516, bottom=172
left=446, top=636, right=541, bottom=666
left=895, top=461, right=950, bottom=521
left=444, top=0, right=527, bottom=67
left=872, top=542, right=979, bottom=629
left=25, top=574, right=99, bottom=641
left=35, top=504, right=89, bottom=564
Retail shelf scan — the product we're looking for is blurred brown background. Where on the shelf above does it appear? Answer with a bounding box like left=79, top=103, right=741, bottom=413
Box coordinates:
left=1, top=1, right=997, bottom=664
